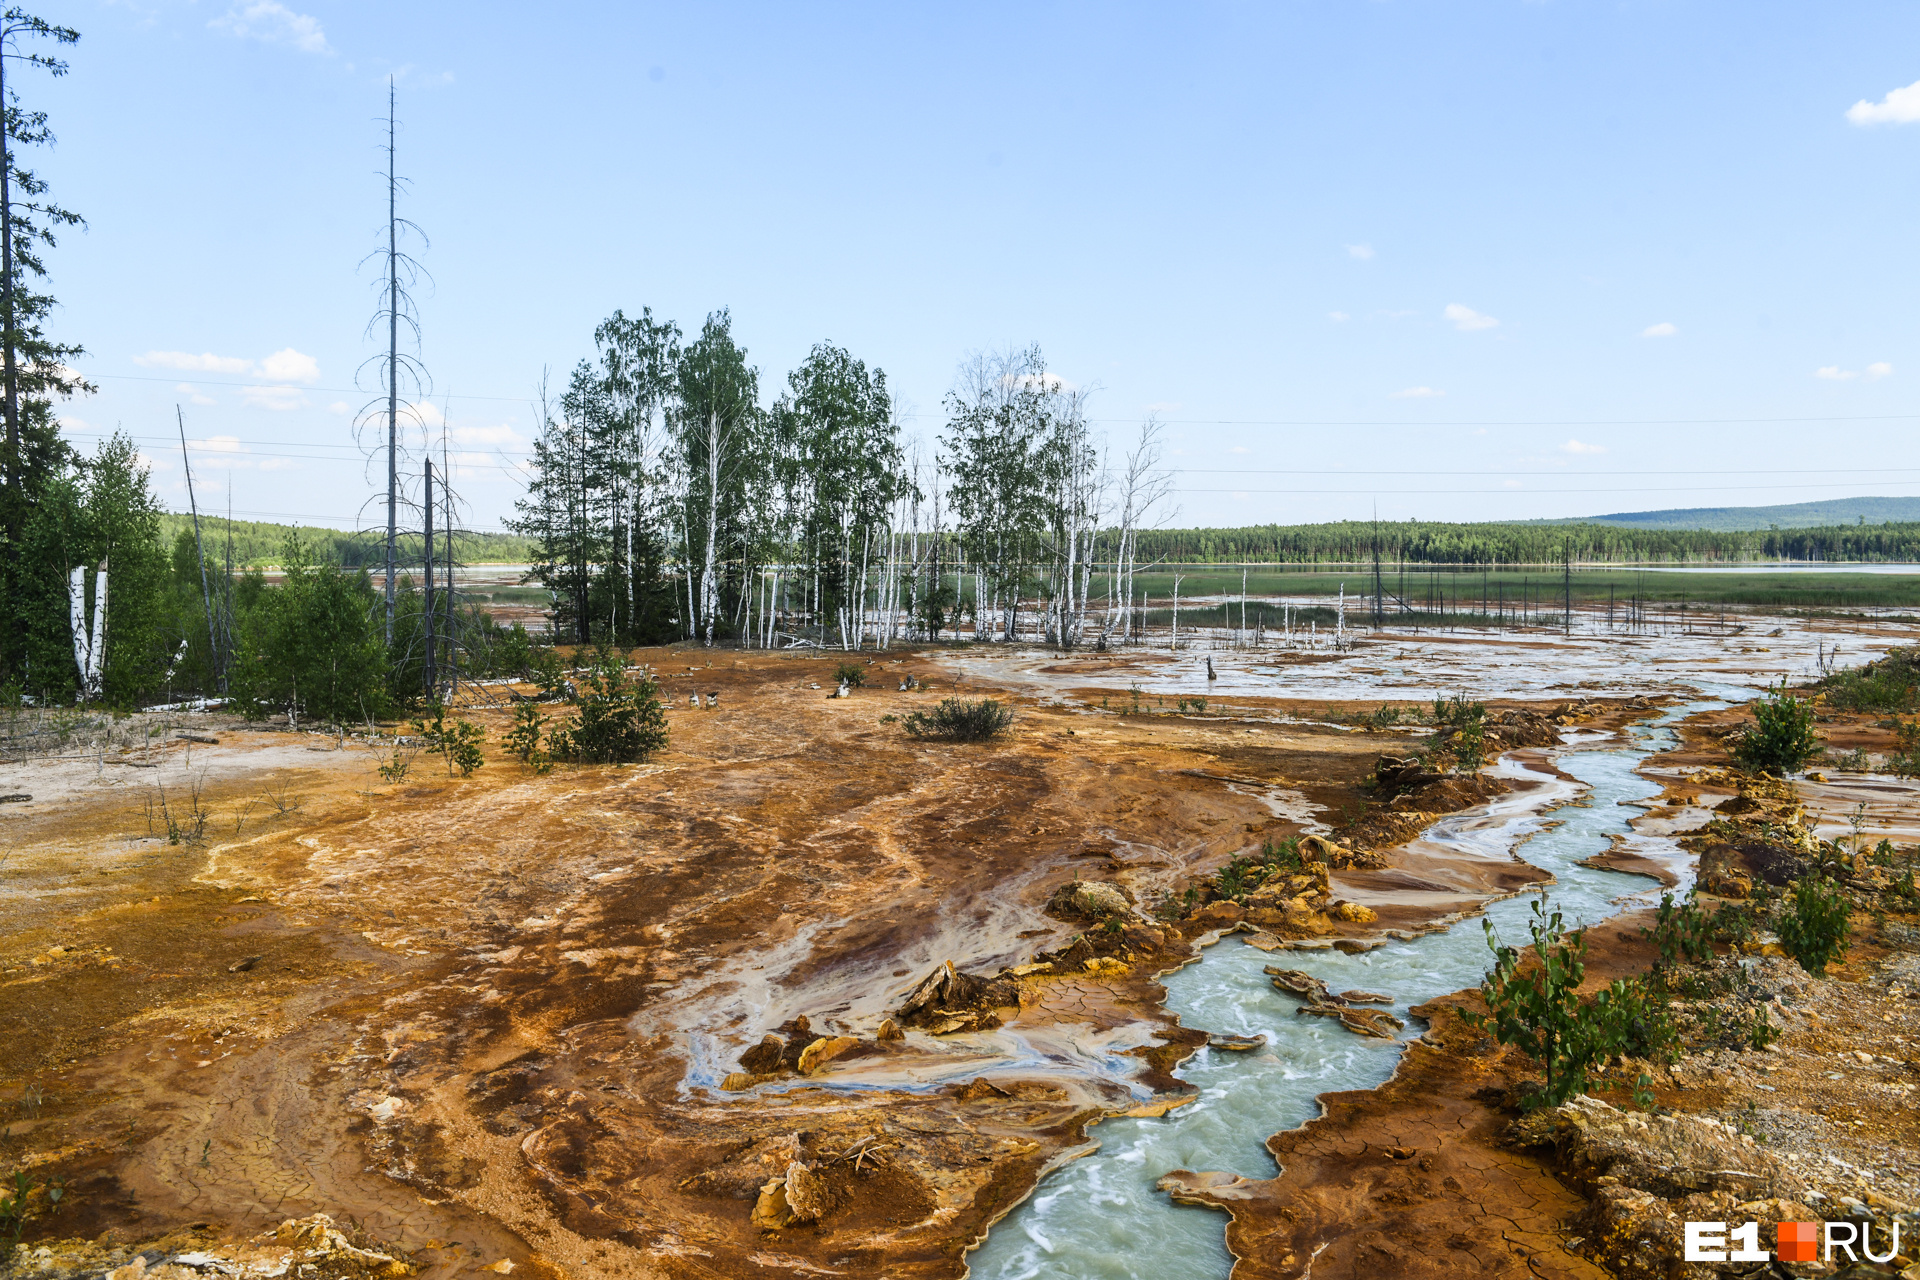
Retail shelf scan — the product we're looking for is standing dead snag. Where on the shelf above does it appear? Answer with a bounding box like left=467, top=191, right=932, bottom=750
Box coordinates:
left=66, top=557, right=104, bottom=698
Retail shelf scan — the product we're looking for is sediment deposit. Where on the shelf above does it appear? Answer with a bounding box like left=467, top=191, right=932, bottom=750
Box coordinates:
left=6, top=621, right=1920, bottom=1279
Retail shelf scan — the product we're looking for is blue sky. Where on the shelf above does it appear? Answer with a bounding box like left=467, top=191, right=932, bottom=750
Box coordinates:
left=37, top=1, right=1920, bottom=532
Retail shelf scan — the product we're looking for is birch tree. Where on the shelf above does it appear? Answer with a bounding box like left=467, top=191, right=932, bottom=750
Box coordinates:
left=671, top=311, right=762, bottom=645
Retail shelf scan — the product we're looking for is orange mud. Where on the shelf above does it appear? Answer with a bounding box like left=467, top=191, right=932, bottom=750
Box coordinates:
left=2, top=648, right=1488, bottom=1278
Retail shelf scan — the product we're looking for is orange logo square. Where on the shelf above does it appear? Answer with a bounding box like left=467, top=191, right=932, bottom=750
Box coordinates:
left=1777, top=1222, right=1819, bottom=1262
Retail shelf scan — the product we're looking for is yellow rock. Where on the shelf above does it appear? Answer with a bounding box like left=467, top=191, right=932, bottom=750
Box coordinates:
left=1083, top=956, right=1131, bottom=976
left=795, top=1035, right=859, bottom=1076
left=719, top=1071, right=756, bottom=1091
left=1334, top=901, right=1378, bottom=924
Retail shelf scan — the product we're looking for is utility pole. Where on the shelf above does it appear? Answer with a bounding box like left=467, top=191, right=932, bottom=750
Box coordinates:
left=178, top=408, right=220, bottom=691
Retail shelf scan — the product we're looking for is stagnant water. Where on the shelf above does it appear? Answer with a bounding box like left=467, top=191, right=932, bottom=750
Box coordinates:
left=968, top=693, right=1739, bottom=1279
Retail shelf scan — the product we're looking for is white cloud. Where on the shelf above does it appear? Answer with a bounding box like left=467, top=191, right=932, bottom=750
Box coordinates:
left=1345, top=243, right=1374, bottom=260
left=1390, top=386, right=1445, bottom=399
left=1328, top=311, right=1350, bottom=322
left=450, top=423, right=522, bottom=446
left=1142, top=401, right=1182, bottom=412
left=1641, top=322, right=1677, bottom=337
left=1229, top=445, right=1250, bottom=454
left=57, top=414, right=91, bottom=434
left=258, top=347, right=320, bottom=384
left=243, top=385, right=308, bottom=411
left=193, top=435, right=247, bottom=454
left=1009, top=371, right=1074, bottom=392
left=1561, top=439, right=1606, bottom=455
left=176, top=382, right=217, bottom=406
left=1444, top=303, right=1499, bottom=332
left=136, top=350, right=252, bottom=375
left=328, top=401, right=351, bottom=414
left=1816, top=365, right=1858, bottom=380
left=1867, top=361, right=1894, bottom=380
left=211, top=1, right=330, bottom=54
left=1847, top=79, right=1920, bottom=125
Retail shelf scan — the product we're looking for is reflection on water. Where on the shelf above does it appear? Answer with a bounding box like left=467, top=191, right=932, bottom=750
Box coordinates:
left=967, top=701, right=1726, bottom=1280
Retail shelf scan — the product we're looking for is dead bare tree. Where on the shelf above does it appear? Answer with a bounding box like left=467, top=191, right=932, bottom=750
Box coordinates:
left=353, top=79, right=431, bottom=645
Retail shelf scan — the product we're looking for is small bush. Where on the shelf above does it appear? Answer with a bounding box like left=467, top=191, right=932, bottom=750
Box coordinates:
left=1464, top=900, right=1591, bottom=1108
left=1732, top=682, right=1821, bottom=776
left=902, top=697, right=1013, bottom=742
left=1775, top=874, right=1852, bottom=977
left=1645, top=891, right=1713, bottom=971
left=503, top=700, right=552, bottom=774
left=549, top=653, right=669, bottom=764
left=414, top=702, right=485, bottom=776
left=1583, top=975, right=1677, bottom=1065
left=833, top=662, right=866, bottom=688
left=529, top=647, right=569, bottom=700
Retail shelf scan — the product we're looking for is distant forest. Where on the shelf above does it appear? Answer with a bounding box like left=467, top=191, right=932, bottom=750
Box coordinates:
left=155, top=514, right=534, bottom=569
left=1127, top=519, right=1920, bottom=566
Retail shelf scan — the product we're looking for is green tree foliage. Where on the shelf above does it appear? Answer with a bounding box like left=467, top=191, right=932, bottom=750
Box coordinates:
left=230, top=536, right=390, bottom=725
left=771, top=343, right=907, bottom=645
left=9, top=432, right=166, bottom=705
left=1776, top=874, right=1851, bottom=977
left=548, top=652, right=668, bottom=763
left=673, top=310, right=766, bottom=644
left=1732, top=682, right=1821, bottom=775
left=510, top=316, right=685, bottom=646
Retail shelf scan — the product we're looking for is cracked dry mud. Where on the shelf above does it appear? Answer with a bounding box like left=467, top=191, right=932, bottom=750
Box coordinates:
left=7, top=626, right=1920, bottom=1280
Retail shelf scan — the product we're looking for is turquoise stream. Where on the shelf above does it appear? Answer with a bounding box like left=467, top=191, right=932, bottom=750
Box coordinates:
left=968, top=695, right=1735, bottom=1279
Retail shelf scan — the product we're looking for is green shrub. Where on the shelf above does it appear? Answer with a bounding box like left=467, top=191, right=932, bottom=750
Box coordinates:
left=528, top=646, right=569, bottom=700
left=1732, top=682, right=1821, bottom=775
left=1432, top=694, right=1488, bottom=771
left=414, top=702, right=485, bottom=776
left=1775, top=874, right=1852, bottom=976
left=1645, top=891, right=1713, bottom=971
left=503, top=700, right=552, bottom=774
left=1820, top=648, right=1920, bottom=713
left=548, top=653, right=669, bottom=764
left=902, top=697, right=1013, bottom=742
left=1464, top=900, right=1592, bottom=1108
left=833, top=662, right=866, bottom=688
left=1583, top=975, right=1677, bottom=1065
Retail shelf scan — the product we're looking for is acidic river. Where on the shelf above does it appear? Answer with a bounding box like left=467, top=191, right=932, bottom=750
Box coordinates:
left=967, top=693, right=1738, bottom=1279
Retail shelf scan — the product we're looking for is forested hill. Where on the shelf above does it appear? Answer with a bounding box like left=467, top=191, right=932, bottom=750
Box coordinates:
left=1551, top=496, right=1920, bottom=531
left=156, top=514, right=535, bottom=568
left=1127, top=519, right=1920, bottom=565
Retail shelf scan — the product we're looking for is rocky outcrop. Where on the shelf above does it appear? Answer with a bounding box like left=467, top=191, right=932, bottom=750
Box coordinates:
left=1047, top=879, right=1132, bottom=920
left=1509, top=1096, right=1815, bottom=1280
left=894, top=960, right=1021, bottom=1034
left=1265, top=967, right=1404, bottom=1039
